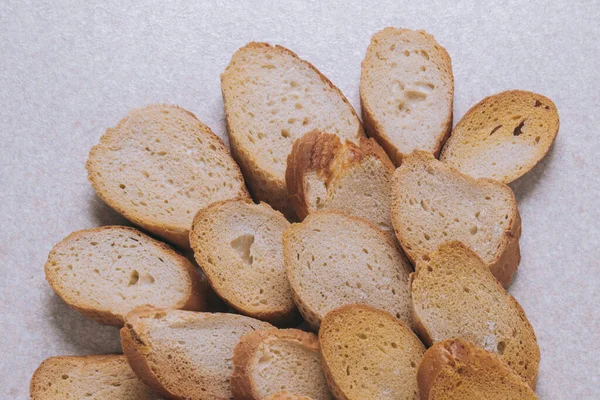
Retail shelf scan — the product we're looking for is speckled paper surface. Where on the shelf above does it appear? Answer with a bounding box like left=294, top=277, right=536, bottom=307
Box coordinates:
left=1, top=1, right=598, bottom=398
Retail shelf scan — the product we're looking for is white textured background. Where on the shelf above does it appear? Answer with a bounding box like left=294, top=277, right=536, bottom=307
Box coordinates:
left=1, top=1, right=598, bottom=398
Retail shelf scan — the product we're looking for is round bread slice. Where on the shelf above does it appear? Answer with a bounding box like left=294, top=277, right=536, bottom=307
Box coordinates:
left=30, top=355, right=160, bottom=400
left=87, top=104, right=249, bottom=249
left=221, top=42, right=364, bottom=218
left=283, top=211, right=413, bottom=331
left=418, top=339, right=538, bottom=400
left=190, top=199, right=297, bottom=325
left=121, top=307, right=272, bottom=400
left=411, top=242, right=540, bottom=387
left=440, top=90, right=559, bottom=183
left=264, top=392, right=313, bottom=400
left=231, top=328, right=332, bottom=400
left=45, top=226, right=209, bottom=326
left=319, top=304, right=425, bottom=400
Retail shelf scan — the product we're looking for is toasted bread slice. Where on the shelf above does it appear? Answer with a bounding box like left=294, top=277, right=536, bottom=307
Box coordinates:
left=391, top=151, right=521, bottom=286
left=418, top=339, right=538, bottom=399
left=121, top=307, right=272, bottom=400
left=190, top=199, right=297, bottom=325
left=319, top=304, right=425, bottom=400
left=264, top=392, right=313, bottom=400
left=286, top=130, right=396, bottom=237
left=221, top=42, right=364, bottom=218
left=87, top=104, right=249, bottom=249
left=440, top=90, right=559, bottom=183
left=231, top=328, right=332, bottom=400
left=361, top=28, right=454, bottom=165
left=411, top=242, right=540, bottom=387
left=283, top=211, right=413, bottom=330
left=45, top=226, right=209, bottom=326
left=30, top=355, right=160, bottom=399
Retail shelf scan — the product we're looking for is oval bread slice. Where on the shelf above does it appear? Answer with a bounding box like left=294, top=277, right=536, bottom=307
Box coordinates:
left=361, top=28, right=454, bottom=165
left=221, top=42, right=364, bottom=218
left=120, top=307, right=272, bottom=400
left=440, top=90, right=559, bottom=183
left=411, top=242, right=540, bottom=387
left=264, top=392, right=313, bottom=400
left=319, top=304, right=425, bottom=400
left=283, top=211, right=413, bottom=330
left=231, top=328, right=332, bottom=400
left=87, top=104, right=249, bottom=249
left=45, top=226, right=209, bottom=326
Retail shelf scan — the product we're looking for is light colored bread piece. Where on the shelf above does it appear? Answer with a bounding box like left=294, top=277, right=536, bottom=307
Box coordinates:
left=231, top=328, right=332, bottom=400
left=361, top=28, right=454, bottom=165
left=30, top=355, right=160, bottom=399
left=263, top=392, right=313, bottom=400
left=418, top=339, right=538, bottom=400
left=221, top=42, right=364, bottom=218
left=283, top=211, right=413, bottom=331
left=87, top=104, right=249, bottom=249
left=411, top=242, right=540, bottom=387
left=440, top=90, right=559, bottom=183
left=120, top=307, right=272, bottom=400
left=190, top=199, right=297, bottom=325
left=286, top=130, right=396, bottom=237
left=45, top=226, right=209, bottom=326
left=319, top=304, right=425, bottom=400
left=391, top=151, right=521, bottom=286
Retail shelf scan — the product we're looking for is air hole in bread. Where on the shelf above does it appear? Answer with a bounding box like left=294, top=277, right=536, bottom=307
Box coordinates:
left=128, top=270, right=139, bottom=286
left=513, top=120, right=526, bottom=136
left=497, top=341, right=506, bottom=355
left=230, top=234, right=255, bottom=266
left=490, top=125, right=502, bottom=135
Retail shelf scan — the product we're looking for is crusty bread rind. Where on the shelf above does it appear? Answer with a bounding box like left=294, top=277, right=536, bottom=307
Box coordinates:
left=263, top=392, right=313, bottom=400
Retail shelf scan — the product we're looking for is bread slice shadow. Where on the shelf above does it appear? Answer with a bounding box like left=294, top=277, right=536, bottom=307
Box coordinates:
left=509, top=140, right=557, bottom=203
left=86, top=189, right=130, bottom=227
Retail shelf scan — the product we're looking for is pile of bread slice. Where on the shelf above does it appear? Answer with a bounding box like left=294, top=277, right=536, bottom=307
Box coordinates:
left=32, top=27, right=558, bottom=399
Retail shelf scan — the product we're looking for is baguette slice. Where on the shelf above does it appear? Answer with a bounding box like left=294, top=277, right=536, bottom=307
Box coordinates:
left=411, top=242, right=540, bottom=387
left=221, top=42, right=364, bottom=218
left=87, top=104, right=249, bottom=249
left=231, top=329, right=332, bottom=400
left=418, top=339, right=538, bottom=400
left=45, top=226, right=209, bottom=326
left=264, top=392, right=313, bottom=400
left=319, top=304, right=425, bottom=400
left=30, top=355, right=160, bottom=399
left=286, top=130, right=396, bottom=237
left=440, top=90, right=559, bottom=183
left=121, top=307, right=272, bottom=400
left=391, top=151, right=521, bottom=286
left=283, top=211, right=413, bottom=330
left=361, top=28, right=454, bottom=165
left=190, top=199, right=297, bottom=325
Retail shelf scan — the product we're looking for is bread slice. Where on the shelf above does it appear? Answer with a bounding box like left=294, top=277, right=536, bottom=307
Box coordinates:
left=418, top=339, right=538, bottom=399
left=231, top=328, right=332, bottom=400
left=190, top=199, right=297, bottom=325
left=411, top=242, right=540, bottom=387
left=286, top=130, right=396, bottom=237
left=263, top=392, right=313, bottom=400
left=440, top=90, right=559, bottom=183
left=360, top=28, right=454, bottom=165
left=45, top=226, right=209, bottom=326
left=319, top=304, right=425, bottom=400
left=391, top=151, right=521, bottom=286
left=283, top=211, right=413, bottom=330
left=221, top=42, right=364, bottom=218
left=87, top=104, right=249, bottom=249
left=121, top=307, right=272, bottom=400
left=30, top=355, right=160, bottom=399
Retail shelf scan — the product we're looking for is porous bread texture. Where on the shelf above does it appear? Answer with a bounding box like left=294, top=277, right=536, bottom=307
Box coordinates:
left=190, top=199, right=297, bottom=325
left=231, top=328, right=332, bottom=400
left=263, top=392, right=313, bottom=400
left=411, top=242, right=540, bottom=387
left=120, top=307, right=272, bottom=400
left=283, top=210, right=413, bottom=331
left=30, top=355, right=160, bottom=400
left=441, top=90, right=559, bottom=183
left=418, top=339, right=538, bottom=400
left=221, top=42, right=364, bottom=218
left=391, top=151, right=521, bottom=286
left=45, top=226, right=208, bottom=326
left=361, top=27, right=454, bottom=165
left=319, top=304, right=425, bottom=400
left=87, top=104, right=249, bottom=249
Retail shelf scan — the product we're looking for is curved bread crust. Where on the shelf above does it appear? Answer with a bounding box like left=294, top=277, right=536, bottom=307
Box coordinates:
left=441, top=90, right=559, bottom=183
left=263, top=392, right=314, bottom=400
